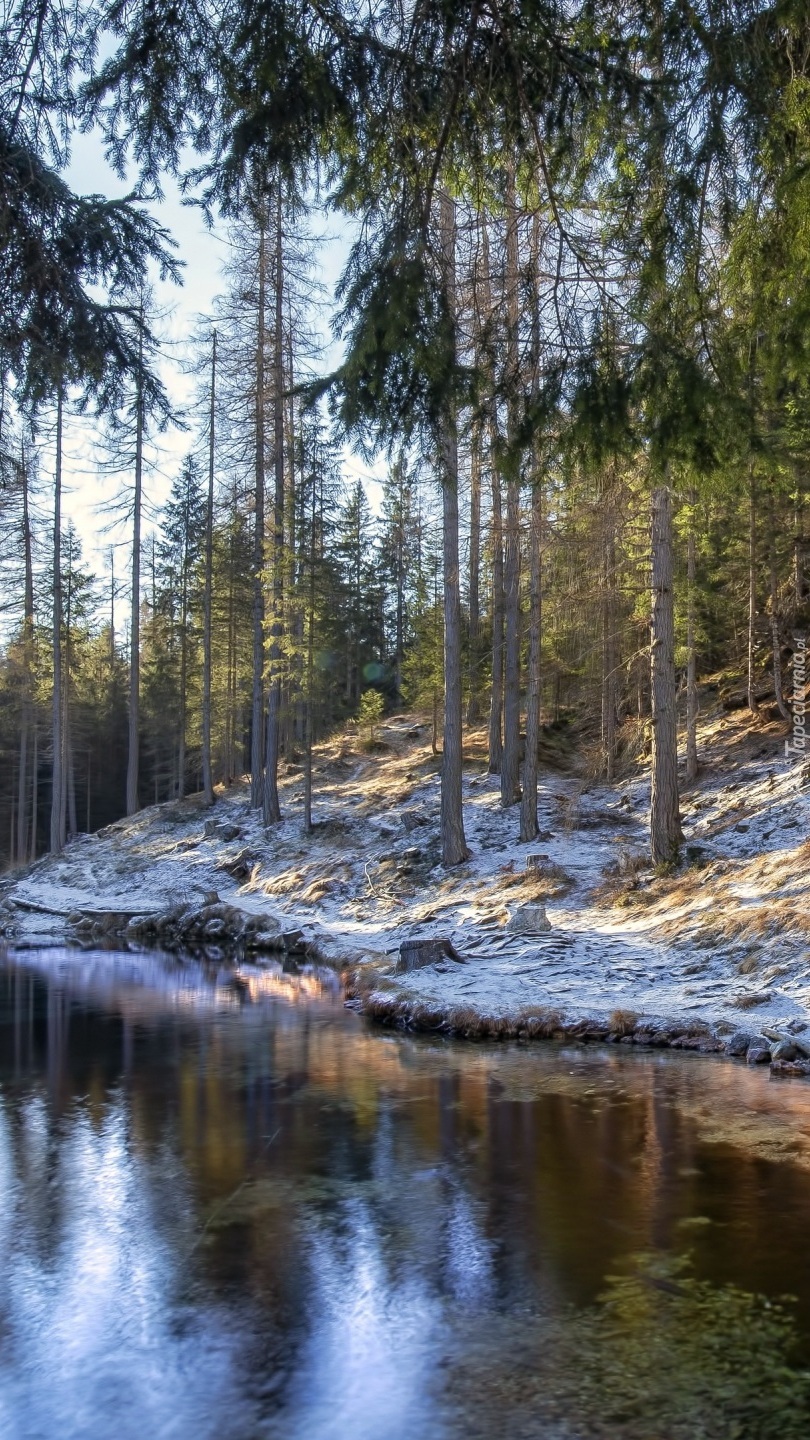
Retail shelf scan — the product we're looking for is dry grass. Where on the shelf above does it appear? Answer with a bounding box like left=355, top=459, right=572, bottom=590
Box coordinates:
left=608, top=1008, right=639, bottom=1036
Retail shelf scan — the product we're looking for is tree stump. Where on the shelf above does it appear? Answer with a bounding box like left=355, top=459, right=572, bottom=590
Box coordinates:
left=396, top=937, right=465, bottom=972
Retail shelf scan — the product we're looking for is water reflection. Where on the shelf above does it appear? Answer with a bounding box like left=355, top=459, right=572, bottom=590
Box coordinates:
left=1, top=948, right=810, bottom=1439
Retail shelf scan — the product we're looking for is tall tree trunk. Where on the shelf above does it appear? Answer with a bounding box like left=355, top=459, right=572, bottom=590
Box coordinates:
left=601, top=510, right=617, bottom=783
left=769, top=491, right=790, bottom=721
left=303, top=464, right=318, bottom=835
left=64, top=560, right=77, bottom=838
left=685, top=488, right=699, bottom=782
left=50, top=391, right=65, bottom=853
left=520, top=477, right=542, bottom=841
left=650, top=483, right=682, bottom=866
left=264, top=189, right=284, bottom=825
left=126, top=324, right=144, bottom=816
left=17, top=446, right=34, bottom=863
left=477, top=217, right=504, bottom=775
left=747, top=471, right=759, bottom=715
left=466, top=420, right=482, bottom=725
left=250, top=221, right=267, bottom=810
left=202, top=329, right=216, bottom=805
left=438, top=189, right=469, bottom=867
left=29, top=726, right=37, bottom=862
left=501, top=164, right=522, bottom=807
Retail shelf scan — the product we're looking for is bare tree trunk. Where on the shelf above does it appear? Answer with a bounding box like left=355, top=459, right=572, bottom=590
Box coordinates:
left=650, top=483, right=682, bottom=866
left=747, top=471, right=759, bottom=715
left=466, top=421, right=482, bottom=725
left=478, top=217, right=504, bottom=776
left=29, top=727, right=37, bottom=861
left=438, top=189, right=469, bottom=867
left=303, top=463, right=318, bottom=835
left=250, top=221, right=267, bottom=810
left=17, top=446, right=34, bottom=863
left=520, top=478, right=542, bottom=841
left=601, top=514, right=617, bottom=783
left=202, top=329, right=216, bottom=805
left=769, top=491, right=790, bottom=721
left=50, top=391, right=65, bottom=853
left=264, top=189, right=284, bottom=825
left=126, top=324, right=144, bottom=816
left=501, top=164, right=522, bottom=807
left=685, top=488, right=699, bottom=781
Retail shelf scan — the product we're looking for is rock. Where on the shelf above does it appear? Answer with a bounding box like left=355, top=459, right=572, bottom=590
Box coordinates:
left=746, top=1037, right=772, bottom=1065
left=203, top=918, right=226, bottom=939
left=771, top=1059, right=810, bottom=1077
left=203, top=820, right=241, bottom=842
left=725, top=1031, right=754, bottom=1057
left=245, top=930, right=285, bottom=952
left=396, top=937, right=465, bottom=972
left=506, top=903, right=552, bottom=935
left=770, top=1039, right=799, bottom=1062
left=218, top=848, right=259, bottom=880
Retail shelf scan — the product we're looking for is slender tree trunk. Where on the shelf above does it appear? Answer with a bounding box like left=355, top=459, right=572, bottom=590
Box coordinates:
left=264, top=189, right=285, bottom=825
left=438, top=189, right=469, bottom=867
left=685, top=488, right=699, bottom=782
left=747, top=471, right=759, bottom=715
left=202, top=330, right=216, bottom=805
left=650, top=483, right=682, bottom=866
left=126, top=325, right=144, bottom=816
left=251, top=221, right=267, bottom=810
left=303, top=466, right=318, bottom=835
left=29, top=727, right=37, bottom=861
left=601, top=513, right=617, bottom=783
left=17, top=447, right=34, bottom=863
left=178, top=567, right=188, bottom=798
left=501, top=164, right=522, bottom=806
left=466, top=422, right=482, bottom=725
left=51, top=391, right=65, bottom=853
left=478, top=218, right=504, bottom=775
left=769, top=492, right=790, bottom=721
left=520, top=477, right=542, bottom=841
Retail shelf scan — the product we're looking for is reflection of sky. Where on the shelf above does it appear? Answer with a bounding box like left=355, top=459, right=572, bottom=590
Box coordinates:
left=281, top=1207, right=446, bottom=1440
left=0, top=1094, right=259, bottom=1440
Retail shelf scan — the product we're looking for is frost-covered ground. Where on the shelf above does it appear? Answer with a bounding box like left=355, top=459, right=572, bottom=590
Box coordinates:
left=1, top=706, right=808, bottom=1044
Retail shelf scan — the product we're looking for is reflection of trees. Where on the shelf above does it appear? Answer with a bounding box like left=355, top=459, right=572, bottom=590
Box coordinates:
left=3, top=951, right=810, bottom=1433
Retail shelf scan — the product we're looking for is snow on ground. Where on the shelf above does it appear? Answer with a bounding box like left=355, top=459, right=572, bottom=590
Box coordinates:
left=1, top=705, right=808, bottom=1041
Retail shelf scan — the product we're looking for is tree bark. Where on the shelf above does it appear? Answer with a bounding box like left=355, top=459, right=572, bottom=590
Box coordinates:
left=126, top=322, right=144, bottom=816
left=650, top=483, right=682, bottom=866
left=747, top=471, right=759, bottom=715
left=769, top=491, right=790, bottom=722
left=466, top=419, right=482, bottom=726
left=685, top=488, right=699, bottom=782
left=17, top=445, right=34, bottom=863
left=50, top=391, right=65, bottom=853
left=520, top=478, right=542, bottom=841
left=501, top=164, right=522, bottom=807
left=264, top=188, right=285, bottom=825
left=250, top=219, right=267, bottom=810
left=202, top=329, right=216, bottom=805
left=438, top=189, right=470, bottom=867
left=478, top=217, right=504, bottom=776
left=601, top=526, right=617, bottom=783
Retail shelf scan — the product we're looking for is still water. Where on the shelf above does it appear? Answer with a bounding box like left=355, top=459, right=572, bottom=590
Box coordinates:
left=2, top=947, right=810, bottom=1440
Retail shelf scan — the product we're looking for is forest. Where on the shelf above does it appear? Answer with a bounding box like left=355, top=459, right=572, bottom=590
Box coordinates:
left=1, top=0, right=809, bottom=874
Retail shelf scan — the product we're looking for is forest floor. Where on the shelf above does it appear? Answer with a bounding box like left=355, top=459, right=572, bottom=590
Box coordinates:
left=2, top=697, right=809, bottom=1056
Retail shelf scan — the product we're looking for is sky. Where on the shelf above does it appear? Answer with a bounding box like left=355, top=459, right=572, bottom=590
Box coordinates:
left=55, top=130, right=387, bottom=585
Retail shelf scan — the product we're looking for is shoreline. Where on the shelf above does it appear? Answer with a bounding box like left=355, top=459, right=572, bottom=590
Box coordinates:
left=1, top=708, right=808, bottom=1079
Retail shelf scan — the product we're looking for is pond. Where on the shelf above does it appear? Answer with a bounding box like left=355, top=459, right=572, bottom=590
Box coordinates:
left=2, top=946, right=810, bottom=1440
